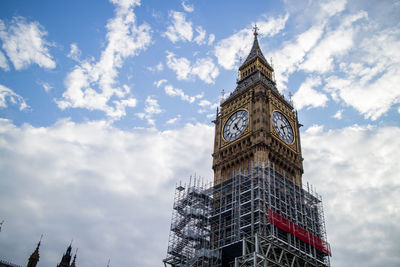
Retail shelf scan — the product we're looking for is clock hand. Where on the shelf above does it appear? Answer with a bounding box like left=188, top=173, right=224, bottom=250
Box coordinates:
left=233, top=123, right=240, bottom=131
left=280, top=125, right=288, bottom=135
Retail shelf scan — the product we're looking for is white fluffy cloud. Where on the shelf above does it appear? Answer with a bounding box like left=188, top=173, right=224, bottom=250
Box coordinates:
left=268, top=24, right=324, bottom=90
left=0, top=17, right=56, bottom=70
left=163, top=11, right=193, bottom=43
left=0, top=118, right=214, bottom=267
left=0, top=84, right=28, bottom=110
left=293, top=76, right=328, bottom=110
left=166, top=114, right=181, bottom=124
left=40, top=81, right=53, bottom=93
left=333, top=109, right=343, bottom=119
left=166, top=52, right=219, bottom=83
left=214, top=14, right=289, bottom=70
left=164, top=84, right=203, bottom=103
left=136, top=96, right=162, bottom=126
left=166, top=51, right=191, bottom=80
left=67, top=43, right=81, bottom=62
left=181, top=0, right=194, bottom=13
left=154, top=79, right=167, bottom=88
left=57, top=0, right=151, bottom=119
left=301, top=11, right=367, bottom=74
left=194, top=26, right=206, bottom=45
left=147, top=62, right=163, bottom=72
left=319, top=0, right=347, bottom=17
left=0, top=50, right=9, bottom=71
left=323, top=25, right=400, bottom=120
left=302, top=124, right=400, bottom=267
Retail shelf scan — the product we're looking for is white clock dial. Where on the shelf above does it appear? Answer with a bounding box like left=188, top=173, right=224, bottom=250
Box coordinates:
left=223, top=110, right=249, bottom=141
left=272, top=111, right=294, bottom=144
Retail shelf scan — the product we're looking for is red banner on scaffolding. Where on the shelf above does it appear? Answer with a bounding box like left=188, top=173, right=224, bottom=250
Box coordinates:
left=268, top=209, right=332, bottom=256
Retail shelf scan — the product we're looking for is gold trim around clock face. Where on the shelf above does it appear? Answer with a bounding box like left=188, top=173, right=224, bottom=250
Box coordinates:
left=222, top=109, right=249, bottom=142
left=271, top=110, right=295, bottom=145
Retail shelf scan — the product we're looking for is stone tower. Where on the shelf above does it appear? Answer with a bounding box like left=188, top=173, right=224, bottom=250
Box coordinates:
left=212, top=27, right=303, bottom=186
left=163, top=26, right=331, bottom=267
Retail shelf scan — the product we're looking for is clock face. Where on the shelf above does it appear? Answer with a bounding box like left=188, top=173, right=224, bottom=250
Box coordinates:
left=223, top=110, right=249, bottom=141
left=272, top=111, right=294, bottom=144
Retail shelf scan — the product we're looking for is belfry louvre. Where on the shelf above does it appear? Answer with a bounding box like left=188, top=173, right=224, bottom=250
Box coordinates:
left=163, top=27, right=331, bottom=267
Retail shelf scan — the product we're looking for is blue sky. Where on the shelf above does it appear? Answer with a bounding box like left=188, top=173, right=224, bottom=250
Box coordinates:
left=0, top=0, right=399, bottom=266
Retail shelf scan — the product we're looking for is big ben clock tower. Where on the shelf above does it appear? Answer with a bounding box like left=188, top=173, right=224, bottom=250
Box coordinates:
left=213, top=26, right=303, bottom=186
left=163, top=26, right=331, bottom=267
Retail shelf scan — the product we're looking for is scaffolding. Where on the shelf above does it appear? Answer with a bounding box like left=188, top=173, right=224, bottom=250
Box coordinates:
left=163, top=176, right=218, bottom=267
left=163, top=162, right=331, bottom=267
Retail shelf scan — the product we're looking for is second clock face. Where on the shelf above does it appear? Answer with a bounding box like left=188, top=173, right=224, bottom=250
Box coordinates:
left=223, top=110, right=249, bottom=141
left=272, top=111, right=294, bottom=144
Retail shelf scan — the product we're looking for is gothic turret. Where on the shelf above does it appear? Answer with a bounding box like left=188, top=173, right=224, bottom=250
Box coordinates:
left=27, top=238, right=41, bottom=267
left=238, top=25, right=274, bottom=83
left=57, top=244, right=72, bottom=267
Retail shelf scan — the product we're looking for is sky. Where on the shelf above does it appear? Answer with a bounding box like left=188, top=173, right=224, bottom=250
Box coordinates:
left=0, top=0, right=399, bottom=266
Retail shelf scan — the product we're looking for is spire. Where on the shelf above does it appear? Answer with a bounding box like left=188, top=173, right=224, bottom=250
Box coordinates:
left=239, top=24, right=272, bottom=72
left=57, top=243, right=73, bottom=267
left=70, top=249, right=78, bottom=267
left=27, top=236, right=42, bottom=267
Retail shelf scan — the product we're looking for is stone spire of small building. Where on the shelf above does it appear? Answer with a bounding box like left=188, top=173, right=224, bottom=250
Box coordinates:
left=27, top=236, right=42, bottom=267
left=70, top=249, right=77, bottom=267
left=239, top=24, right=272, bottom=72
left=236, top=25, right=275, bottom=85
left=57, top=243, right=73, bottom=267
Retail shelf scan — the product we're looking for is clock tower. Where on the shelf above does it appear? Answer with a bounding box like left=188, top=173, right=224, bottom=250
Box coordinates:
left=213, top=27, right=303, bottom=186
left=163, top=26, right=331, bottom=267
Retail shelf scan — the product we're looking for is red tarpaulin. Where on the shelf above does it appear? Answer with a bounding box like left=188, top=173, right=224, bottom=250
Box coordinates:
left=268, top=209, right=331, bottom=256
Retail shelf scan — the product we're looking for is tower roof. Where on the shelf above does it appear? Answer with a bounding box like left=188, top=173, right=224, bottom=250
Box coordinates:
left=239, top=25, right=273, bottom=71
left=27, top=238, right=41, bottom=267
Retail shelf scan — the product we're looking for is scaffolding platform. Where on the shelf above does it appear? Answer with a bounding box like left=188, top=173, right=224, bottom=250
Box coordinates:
left=163, top=162, right=330, bottom=267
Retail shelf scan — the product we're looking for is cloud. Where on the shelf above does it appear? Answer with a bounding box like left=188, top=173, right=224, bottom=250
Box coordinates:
left=166, top=52, right=219, bottom=83
left=300, top=11, right=367, bottom=74
left=267, top=5, right=364, bottom=91
left=154, top=79, right=167, bottom=88
left=67, top=43, right=81, bottom=62
left=147, top=62, right=163, bottom=72
left=319, top=0, right=347, bottom=17
left=208, top=34, right=215, bottom=45
left=198, top=99, right=218, bottom=109
left=0, top=17, right=56, bottom=70
left=57, top=0, right=151, bottom=120
left=191, top=57, right=219, bottom=83
left=181, top=0, right=194, bottom=13
left=0, top=84, right=28, bottom=110
left=268, top=24, right=325, bottom=90
left=40, top=81, right=53, bottom=93
left=166, top=115, right=181, bottom=124
left=166, top=51, right=191, bottom=80
left=163, top=11, right=193, bottom=43
left=323, top=26, right=400, bottom=120
left=214, top=14, right=289, bottom=70
left=164, top=84, right=203, bottom=103
left=197, top=99, right=218, bottom=114
left=194, top=26, right=206, bottom=45
left=302, top=124, right=400, bottom=267
left=292, top=76, right=328, bottom=110
left=333, top=109, right=343, bottom=119
left=136, top=96, right=162, bottom=126
left=0, top=50, right=9, bottom=71
left=0, top=118, right=214, bottom=267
